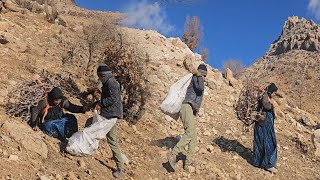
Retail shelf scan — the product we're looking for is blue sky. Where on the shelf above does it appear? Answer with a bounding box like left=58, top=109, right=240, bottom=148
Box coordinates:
left=75, top=0, right=320, bottom=69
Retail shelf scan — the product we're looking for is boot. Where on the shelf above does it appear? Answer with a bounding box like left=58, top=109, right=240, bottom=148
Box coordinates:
left=113, top=167, right=125, bottom=178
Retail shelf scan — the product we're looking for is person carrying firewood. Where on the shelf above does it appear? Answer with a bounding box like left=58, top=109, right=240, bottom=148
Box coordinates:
left=253, top=83, right=278, bottom=173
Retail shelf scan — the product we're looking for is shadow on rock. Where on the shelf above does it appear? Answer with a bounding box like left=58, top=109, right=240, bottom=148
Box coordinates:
left=213, top=136, right=253, bottom=165
left=150, top=136, right=179, bottom=149
left=95, top=157, right=116, bottom=172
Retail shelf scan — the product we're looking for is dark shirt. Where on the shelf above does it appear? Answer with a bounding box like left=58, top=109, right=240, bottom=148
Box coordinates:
left=29, top=97, right=84, bottom=127
left=183, top=75, right=205, bottom=113
left=100, top=76, right=123, bottom=119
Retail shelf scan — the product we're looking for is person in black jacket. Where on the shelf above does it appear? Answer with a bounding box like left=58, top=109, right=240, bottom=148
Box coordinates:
left=29, top=87, right=89, bottom=141
left=168, top=64, right=207, bottom=171
left=95, top=64, right=124, bottom=178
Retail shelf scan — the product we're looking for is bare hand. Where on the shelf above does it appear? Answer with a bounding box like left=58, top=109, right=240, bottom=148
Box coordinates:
left=95, top=104, right=101, bottom=111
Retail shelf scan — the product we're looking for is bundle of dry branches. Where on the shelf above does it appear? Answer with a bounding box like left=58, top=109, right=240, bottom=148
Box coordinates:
left=5, top=71, right=81, bottom=121
left=234, top=79, right=264, bottom=126
left=84, top=22, right=148, bottom=124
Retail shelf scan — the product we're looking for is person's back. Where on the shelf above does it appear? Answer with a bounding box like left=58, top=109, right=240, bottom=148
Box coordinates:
left=100, top=76, right=123, bottom=120
left=183, top=75, right=205, bottom=115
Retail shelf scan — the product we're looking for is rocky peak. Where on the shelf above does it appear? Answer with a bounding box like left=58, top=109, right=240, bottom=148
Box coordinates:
left=267, top=16, right=320, bottom=55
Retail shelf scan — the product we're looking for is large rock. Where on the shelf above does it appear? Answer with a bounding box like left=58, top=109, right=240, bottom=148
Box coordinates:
left=183, top=54, right=195, bottom=72
left=168, top=37, right=189, bottom=50
left=222, top=68, right=241, bottom=88
left=312, top=129, right=320, bottom=157
left=2, top=121, right=48, bottom=158
left=268, top=16, right=320, bottom=55
left=0, top=1, right=3, bottom=11
left=207, top=80, right=222, bottom=90
left=146, top=75, right=162, bottom=84
left=223, top=68, right=233, bottom=80
left=2, top=0, right=25, bottom=12
left=159, top=65, right=171, bottom=75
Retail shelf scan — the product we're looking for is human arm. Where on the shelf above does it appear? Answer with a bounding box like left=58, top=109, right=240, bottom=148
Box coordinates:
left=62, top=99, right=86, bottom=113
left=29, top=100, right=46, bottom=128
left=193, top=76, right=205, bottom=92
left=261, top=92, right=273, bottom=111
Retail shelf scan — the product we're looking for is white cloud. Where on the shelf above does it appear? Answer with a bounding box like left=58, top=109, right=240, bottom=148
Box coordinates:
left=121, top=0, right=174, bottom=35
left=308, top=0, right=320, bottom=20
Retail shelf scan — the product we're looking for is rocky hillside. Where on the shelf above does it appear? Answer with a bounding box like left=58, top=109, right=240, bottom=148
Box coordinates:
left=0, top=2, right=319, bottom=180
left=268, top=16, right=320, bottom=55
left=240, top=17, right=320, bottom=118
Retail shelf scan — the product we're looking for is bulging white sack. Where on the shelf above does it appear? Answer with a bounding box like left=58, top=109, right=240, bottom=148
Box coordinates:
left=66, top=110, right=117, bottom=156
left=160, top=73, right=193, bottom=115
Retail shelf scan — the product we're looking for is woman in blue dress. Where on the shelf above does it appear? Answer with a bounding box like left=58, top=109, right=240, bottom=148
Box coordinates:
left=253, top=83, right=278, bottom=173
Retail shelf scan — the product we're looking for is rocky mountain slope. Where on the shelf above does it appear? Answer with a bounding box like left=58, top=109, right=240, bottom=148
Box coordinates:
left=240, top=16, right=320, bottom=118
left=0, top=2, right=319, bottom=180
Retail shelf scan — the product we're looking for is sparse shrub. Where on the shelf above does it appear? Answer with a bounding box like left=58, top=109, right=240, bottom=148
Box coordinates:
left=182, top=16, right=202, bottom=51
left=200, top=47, right=208, bottom=62
left=84, top=22, right=149, bottom=124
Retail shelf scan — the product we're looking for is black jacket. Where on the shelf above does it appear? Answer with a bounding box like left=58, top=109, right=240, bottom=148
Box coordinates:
left=29, top=97, right=84, bottom=127
left=100, top=76, right=123, bottom=119
left=183, top=75, right=205, bottom=113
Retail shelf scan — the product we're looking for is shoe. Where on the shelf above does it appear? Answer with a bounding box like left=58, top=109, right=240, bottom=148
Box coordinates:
left=167, top=151, right=176, bottom=170
left=113, top=168, right=125, bottom=178
left=266, top=167, right=278, bottom=174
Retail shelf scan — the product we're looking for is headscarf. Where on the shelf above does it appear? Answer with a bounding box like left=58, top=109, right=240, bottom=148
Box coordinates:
left=266, top=83, right=278, bottom=98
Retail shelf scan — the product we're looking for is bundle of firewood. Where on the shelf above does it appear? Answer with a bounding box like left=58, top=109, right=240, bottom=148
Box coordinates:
left=5, top=71, right=81, bottom=121
left=234, top=79, right=264, bottom=126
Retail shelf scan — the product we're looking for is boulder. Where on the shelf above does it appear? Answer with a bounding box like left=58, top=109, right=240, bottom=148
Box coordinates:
left=2, top=0, right=25, bottom=12
left=159, top=64, right=171, bottom=75
left=207, top=80, right=222, bottom=90
left=312, top=129, right=320, bottom=157
left=146, top=75, right=162, bottom=84
left=222, top=68, right=241, bottom=88
left=223, top=68, right=233, bottom=80
left=0, top=1, right=3, bottom=11
left=2, top=121, right=48, bottom=159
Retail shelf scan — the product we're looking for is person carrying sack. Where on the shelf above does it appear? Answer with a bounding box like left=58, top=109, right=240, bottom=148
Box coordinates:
left=95, top=64, right=125, bottom=178
left=28, top=87, right=90, bottom=141
left=167, top=64, right=207, bottom=171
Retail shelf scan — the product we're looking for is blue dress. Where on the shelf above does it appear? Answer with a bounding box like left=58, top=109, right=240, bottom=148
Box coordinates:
left=253, top=111, right=277, bottom=169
